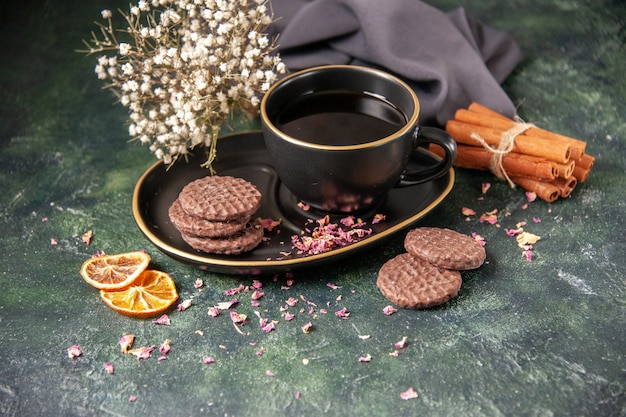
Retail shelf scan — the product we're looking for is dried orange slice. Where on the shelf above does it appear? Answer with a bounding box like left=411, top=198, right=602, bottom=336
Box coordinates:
left=80, top=251, right=151, bottom=290
left=99, top=270, right=178, bottom=318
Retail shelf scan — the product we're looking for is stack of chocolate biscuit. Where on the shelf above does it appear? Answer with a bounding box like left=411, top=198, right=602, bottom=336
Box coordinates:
left=377, top=227, right=486, bottom=309
left=168, top=175, right=264, bottom=255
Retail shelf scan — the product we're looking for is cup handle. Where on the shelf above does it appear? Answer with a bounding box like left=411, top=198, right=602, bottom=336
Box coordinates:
left=396, top=126, right=457, bottom=187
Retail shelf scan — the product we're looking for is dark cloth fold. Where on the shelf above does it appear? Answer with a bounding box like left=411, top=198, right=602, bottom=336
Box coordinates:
left=268, top=0, right=523, bottom=127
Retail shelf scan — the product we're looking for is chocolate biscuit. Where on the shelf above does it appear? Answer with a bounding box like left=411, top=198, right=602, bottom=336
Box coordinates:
left=178, top=175, right=262, bottom=221
left=376, top=253, right=462, bottom=309
left=180, top=219, right=264, bottom=255
left=404, top=227, right=485, bottom=270
left=168, top=198, right=249, bottom=238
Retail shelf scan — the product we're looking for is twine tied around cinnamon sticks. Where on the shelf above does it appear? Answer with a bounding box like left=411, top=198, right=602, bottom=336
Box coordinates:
left=469, top=116, right=537, bottom=188
left=432, top=102, right=595, bottom=202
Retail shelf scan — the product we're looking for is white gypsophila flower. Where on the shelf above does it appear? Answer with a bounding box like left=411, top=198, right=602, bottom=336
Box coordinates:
left=81, top=0, right=286, bottom=169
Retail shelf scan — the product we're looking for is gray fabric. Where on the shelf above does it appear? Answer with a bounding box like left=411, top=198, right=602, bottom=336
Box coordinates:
left=268, top=0, right=523, bottom=127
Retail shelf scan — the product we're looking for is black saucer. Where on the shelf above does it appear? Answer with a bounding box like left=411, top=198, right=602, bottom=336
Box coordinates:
left=132, top=131, right=454, bottom=275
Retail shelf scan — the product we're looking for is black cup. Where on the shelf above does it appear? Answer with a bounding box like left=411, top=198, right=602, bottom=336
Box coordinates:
left=261, top=65, right=456, bottom=213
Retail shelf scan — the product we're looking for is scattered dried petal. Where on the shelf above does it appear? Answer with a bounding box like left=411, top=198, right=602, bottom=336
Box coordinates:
left=358, top=335, right=371, bottom=340
left=67, top=345, right=82, bottom=359
left=82, top=230, right=93, bottom=244
left=260, top=217, right=282, bottom=231
left=301, top=322, right=313, bottom=334
left=516, top=231, right=541, bottom=248
left=297, top=201, right=310, bottom=211
left=229, top=311, right=247, bottom=324
left=395, top=336, right=408, bottom=349
left=104, top=362, right=114, bottom=374
left=251, top=280, right=263, bottom=290
left=358, top=354, right=372, bottom=363
left=153, top=314, right=171, bottom=325
left=525, top=191, right=537, bottom=202
left=251, top=290, right=264, bottom=300
left=295, top=391, right=301, bottom=399
left=128, top=346, right=154, bottom=360
left=400, top=387, right=419, bottom=400
left=119, top=334, right=135, bottom=353
left=128, top=395, right=137, bottom=402
left=389, top=350, right=400, bottom=357
left=471, top=232, right=486, bottom=247
left=202, top=356, right=216, bottom=364
left=285, top=297, right=298, bottom=307
left=266, top=370, right=275, bottom=377
left=284, top=312, right=295, bottom=321
left=177, top=299, right=192, bottom=311
left=482, top=182, right=491, bottom=194
left=207, top=307, right=220, bottom=317
left=372, top=214, right=386, bottom=224
left=326, top=282, right=340, bottom=290
left=194, top=278, right=204, bottom=289
left=522, top=250, right=533, bottom=262
left=224, top=284, right=245, bottom=296
left=216, top=299, right=238, bottom=310
left=479, top=209, right=498, bottom=225
left=462, top=207, right=476, bottom=216
left=159, top=339, right=171, bottom=355
left=382, top=305, right=398, bottom=316
left=335, top=307, right=350, bottom=319
left=532, top=217, right=541, bottom=223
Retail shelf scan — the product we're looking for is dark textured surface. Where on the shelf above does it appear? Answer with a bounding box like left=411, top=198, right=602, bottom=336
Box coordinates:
left=1, top=0, right=624, bottom=416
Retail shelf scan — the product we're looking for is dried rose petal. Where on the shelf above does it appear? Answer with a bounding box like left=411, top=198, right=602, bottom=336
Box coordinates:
left=159, top=339, right=171, bottom=355
left=256, top=347, right=265, bottom=356
left=533, top=217, right=541, bottom=223
left=400, top=387, right=419, bottom=400
left=67, top=345, right=82, bottom=359
left=297, top=202, right=310, bottom=211
left=284, top=312, right=295, bottom=321
left=216, top=299, right=238, bottom=310
left=207, top=307, right=220, bottom=317
left=104, top=362, right=114, bottom=374
left=82, top=230, right=93, bottom=245
left=301, top=322, right=313, bottom=334
left=479, top=209, right=498, bottom=225
left=128, top=395, right=137, bottom=402
left=194, top=278, right=204, bottom=289
left=260, top=217, right=282, bottom=231
left=285, top=297, right=298, bottom=307
left=335, top=307, right=350, bottom=319
left=229, top=311, right=247, bottom=324
left=266, top=370, right=275, bottom=377
left=522, top=250, right=534, bottom=262
left=177, top=299, right=192, bottom=311
left=382, top=305, right=397, bottom=316
left=389, top=350, right=400, bottom=357
left=372, top=214, right=386, bottom=224
left=526, top=191, right=537, bottom=202
left=461, top=207, right=476, bottom=216
left=251, top=290, right=264, bottom=300
left=340, top=216, right=356, bottom=227
left=482, top=182, right=491, bottom=194
left=50, top=238, right=58, bottom=245
left=224, top=284, right=245, bottom=296
left=128, top=346, right=154, bottom=360
left=471, top=233, right=486, bottom=247
left=516, top=231, right=541, bottom=248
left=119, top=334, right=135, bottom=353
left=295, top=391, right=301, bottom=399
left=202, top=356, right=216, bottom=364
left=153, top=314, right=171, bottom=325
left=358, top=354, right=372, bottom=363
left=394, top=336, right=408, bottom=349
left=326, top=282, right=340, bottom=290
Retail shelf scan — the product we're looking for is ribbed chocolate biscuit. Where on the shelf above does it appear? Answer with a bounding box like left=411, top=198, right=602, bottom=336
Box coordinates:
left=168, top=198, right=249, bottom=238
left=180, top=219, right=264, bottom=255
left=404, top=227, right=485, bottom=270
left=178, top=175, right=262, bottom=221
left=376, top=253, right=462, bottom=309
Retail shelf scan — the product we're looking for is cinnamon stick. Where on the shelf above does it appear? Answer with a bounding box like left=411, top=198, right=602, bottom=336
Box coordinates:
left=511, top=177, right=560, bottom=203
left=446, top=120, right=572, bottom=163
left=432, top=144, right=559, bottom=181
left=551, top=176, right=578, bottom=198
left=459, top=104, right=587, bottom=160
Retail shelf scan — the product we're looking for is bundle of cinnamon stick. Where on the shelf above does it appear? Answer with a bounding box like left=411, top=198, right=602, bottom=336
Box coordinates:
left=433, top=102, right=595, bottom=202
